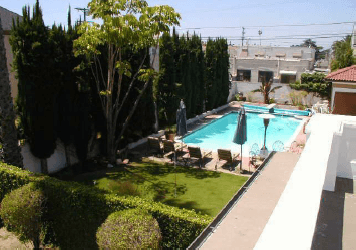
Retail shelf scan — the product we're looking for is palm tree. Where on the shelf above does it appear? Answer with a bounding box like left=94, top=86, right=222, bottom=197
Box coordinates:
left=252, top=80, right=282, bottom=104
left=0, top=17, right=23, bottom=168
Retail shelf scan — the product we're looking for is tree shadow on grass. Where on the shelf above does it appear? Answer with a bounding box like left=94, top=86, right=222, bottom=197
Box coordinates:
left=144, top=180, right=188, bottom=202
left=163, top=199, right=212, bottom=216
left=177, top=166, right=221, bottom=179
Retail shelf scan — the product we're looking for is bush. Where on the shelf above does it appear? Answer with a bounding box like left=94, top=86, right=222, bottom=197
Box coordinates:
left=289, top=73, right=331, bottom=99
left=0, top=163, right=211, bottom=249
left=0, top=183, right=46, bottom=248
left=246, top=92, right=254, bottom=102
left=97, top=209, right=161, bottom=249
left=288, top=91, right=307, bottom=106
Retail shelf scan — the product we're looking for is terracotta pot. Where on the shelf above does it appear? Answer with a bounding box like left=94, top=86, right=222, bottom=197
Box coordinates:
left=165, top=132, right=175, bottom=141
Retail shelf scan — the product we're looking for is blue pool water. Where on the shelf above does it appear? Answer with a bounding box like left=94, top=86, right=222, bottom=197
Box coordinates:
left=183, top=112, right=303, bottom=155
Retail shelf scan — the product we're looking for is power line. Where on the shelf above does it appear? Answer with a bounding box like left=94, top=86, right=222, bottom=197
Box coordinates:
left=201, top=35, right=347, bottom=41
left=199, top=32, right=351, bottom=39
left=178, top=21, right=354, bottom=30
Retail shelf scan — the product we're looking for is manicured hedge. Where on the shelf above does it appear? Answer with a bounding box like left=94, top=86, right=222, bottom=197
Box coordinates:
left=96, top=209, right=161, bottom=249
left=0, top=163, right=211, bottom=248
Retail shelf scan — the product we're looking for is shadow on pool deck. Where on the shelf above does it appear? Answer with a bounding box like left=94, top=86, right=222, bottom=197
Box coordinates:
left=311, top=178, right=356, bottom=250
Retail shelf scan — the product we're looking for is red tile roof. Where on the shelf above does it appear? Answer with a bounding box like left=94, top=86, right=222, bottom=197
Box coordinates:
left=325, top=65, right=356, bottom=82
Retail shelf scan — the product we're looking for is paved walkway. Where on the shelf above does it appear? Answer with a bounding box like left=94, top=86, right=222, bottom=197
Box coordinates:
left=201, top=152, right=300, bottom=250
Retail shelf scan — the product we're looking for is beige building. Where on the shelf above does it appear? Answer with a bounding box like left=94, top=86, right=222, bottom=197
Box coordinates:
left=229, top=45, right=315, bottom=84
left=0, top=6, right=22, bottom=101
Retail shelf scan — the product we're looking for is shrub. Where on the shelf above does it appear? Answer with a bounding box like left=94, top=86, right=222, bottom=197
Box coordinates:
left=0, top=183, right=46, bottom=248
left=288, top=91, right=307, bottom=106
left=97, top=209, right=161, bottom=249
left=246, top=92, right=254, bottom=102
left=0, top=163, right=211, bottom=249
left=289, top=73, right=331, bottom=99
left=0, top=163, right=31, bottom=202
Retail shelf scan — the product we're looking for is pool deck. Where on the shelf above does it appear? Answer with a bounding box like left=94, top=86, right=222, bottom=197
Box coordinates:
left=200, top=152, right=301, bottom=249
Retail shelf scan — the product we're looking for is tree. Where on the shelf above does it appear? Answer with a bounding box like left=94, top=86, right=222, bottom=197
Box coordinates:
left=331, top=35, right=355, bottom=71
left=157, top=31, right=178, bottom=126
left=300, top=38, right=317, bottom=49
left=11, top=1, right=58, bottom=173
left=298, top=38, right=325, bottom=61
left=205, top=38, right=230, bottom=110
left=252, top=80, right=282, bottom=104
left=289, top=72, right=331, bottom=99
left=0, top=16, right=23, bottom=168
left=74, top=0, right=180, bottom=163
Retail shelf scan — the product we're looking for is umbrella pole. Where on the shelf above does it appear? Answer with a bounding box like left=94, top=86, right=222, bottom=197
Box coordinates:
left=240, top=144, right=242, bottom=171
left=174, top=151, right=177, bottom=198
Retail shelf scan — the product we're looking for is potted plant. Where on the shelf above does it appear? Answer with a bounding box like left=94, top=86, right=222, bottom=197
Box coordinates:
left=165, top=125, right=176, bottom=141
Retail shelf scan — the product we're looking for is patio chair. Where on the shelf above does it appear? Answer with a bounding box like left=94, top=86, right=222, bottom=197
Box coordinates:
left=162, top=139, right=187, bottom=162
left=272, top=140, right=284, bottom=152
left=215, top=149, right=240, bottom=171
left=184, top=146, right=212, bottom=168
left=250, top=143, right=260, bottom=155
left=147, top=137, right=163, bottom=157
left=249, top=150, right=257, bottom=169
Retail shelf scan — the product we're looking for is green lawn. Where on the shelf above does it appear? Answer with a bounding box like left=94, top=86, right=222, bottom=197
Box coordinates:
left=68, top=161, right=248, bottom=217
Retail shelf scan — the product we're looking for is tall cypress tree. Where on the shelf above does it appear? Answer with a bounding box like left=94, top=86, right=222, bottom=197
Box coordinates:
left=219, top=38, right=230, bottom=106
left=180, top=34, right=193, bottom=118
left=11, top=1, right=58, bottom=173
left=157, top=31, right=178, bottom=126
left=189, top=33, right=205, bottom=115
left=205, top=38, right=217, bottom=110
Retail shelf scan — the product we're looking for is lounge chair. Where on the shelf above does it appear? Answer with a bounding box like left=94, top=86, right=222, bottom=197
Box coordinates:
left=184, top=146, right=212, bottom=168
left=147, top=137, right=163, bottom=157
left=215, top=149, right=240, bottom=171
left=162, top=139, right=187, bottom=161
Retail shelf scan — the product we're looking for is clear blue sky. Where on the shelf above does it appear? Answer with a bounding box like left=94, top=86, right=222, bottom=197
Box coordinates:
left=1, top=0, right=355, bottom=49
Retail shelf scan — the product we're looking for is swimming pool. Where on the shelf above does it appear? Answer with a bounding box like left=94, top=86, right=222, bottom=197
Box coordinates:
left=183, top=112, right=303, bottom=156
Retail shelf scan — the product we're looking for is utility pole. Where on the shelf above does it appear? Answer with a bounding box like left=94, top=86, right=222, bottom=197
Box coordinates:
left=241, top=27, right=245, bottom=46
left=75, top=7, right=89, bottom=24
left=258, top=30, right=262, bottom=46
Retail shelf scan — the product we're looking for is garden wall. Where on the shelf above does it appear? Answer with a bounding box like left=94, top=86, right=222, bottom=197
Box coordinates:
left=21, top=139, right=100, bottom=174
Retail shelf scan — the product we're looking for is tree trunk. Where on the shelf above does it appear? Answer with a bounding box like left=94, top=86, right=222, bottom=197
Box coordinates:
left=33, top=235, right=40, bottom=249
left=153, top=101, right=159, bottom=133
left=0, top=17, right=23, bottom=168
left=64, top=144, right=71, bottom=167
left=40, top=158, right=48, bottom=174
left=264, top=92, right=269, bottom=104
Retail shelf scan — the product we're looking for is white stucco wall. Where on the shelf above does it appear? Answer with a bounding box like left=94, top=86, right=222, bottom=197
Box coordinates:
left=255, top=114, right=356, bottom=250
left=21, top=139, right=100, bottom=174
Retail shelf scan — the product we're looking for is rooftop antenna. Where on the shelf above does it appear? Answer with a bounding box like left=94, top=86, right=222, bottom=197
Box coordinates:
left=242, top=27, right=245, bottom=46
left=75, top=7, right=89, bottom=23
left=258, top=30, right=262, bottom=46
